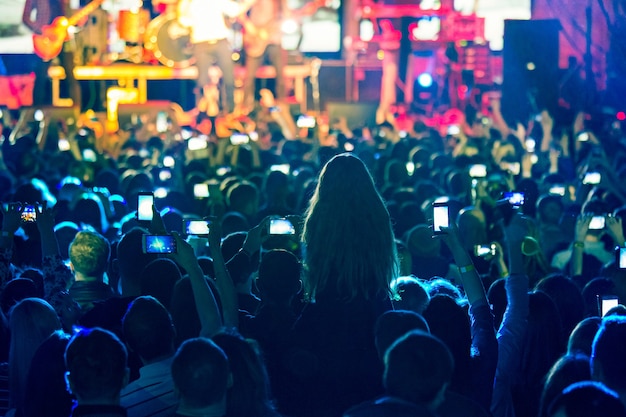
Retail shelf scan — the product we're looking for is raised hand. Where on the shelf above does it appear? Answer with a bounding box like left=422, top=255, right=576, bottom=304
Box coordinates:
left=1, top=203, right=23, bottom=235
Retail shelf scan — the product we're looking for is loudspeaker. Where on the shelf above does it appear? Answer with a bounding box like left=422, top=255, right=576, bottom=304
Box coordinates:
left=326, top=101, right=379, bottom=129
left=502, top=19, right=560, bottom=124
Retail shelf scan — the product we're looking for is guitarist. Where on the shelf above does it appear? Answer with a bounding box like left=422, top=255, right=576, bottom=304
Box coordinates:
left=241, top=0, right=286, bottom=112
left=22, top=0, right=81, bottom=107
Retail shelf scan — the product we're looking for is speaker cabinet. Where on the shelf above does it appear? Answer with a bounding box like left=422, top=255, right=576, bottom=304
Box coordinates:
left=502, top=19, right=560, bottom=124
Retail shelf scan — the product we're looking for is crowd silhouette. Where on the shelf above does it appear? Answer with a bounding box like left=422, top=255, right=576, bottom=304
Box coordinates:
left=0, top=92, right=625, bottom=417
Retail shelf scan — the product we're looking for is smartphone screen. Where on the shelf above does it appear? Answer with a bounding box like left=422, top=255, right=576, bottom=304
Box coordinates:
left=296, top=115, right=316, bottom=129
left=194, top=183, right=209, bottom=199
left=142, top=234, right=177, bottom=254
left=616, top=247, right=626, bottom=269
left=82, top=148, right=97, bottom=162
left=188, top=137, right=208, bottom=150
left=185, top=219, right=210, bottom=236
left=270, top=164, right=290, bottom=175
left=137, top=193, right=154, bottom=222
left=504, top=192, right=525, bottom=207
left=589, top=216, right=605, bottom=230
left=474, top=245, right=495, bottom=257
left=577, top=131, right=590, bottom=142
left=447, top=125, right=460, bottom=136
left=549, top=185, right=566, bottom=196
left=600, top=296, right=619, bottom=317
left=432, top=203, right=449, bottom=234
left=159, top=169, right=172, bottom=182
left=583, top=172, right=601, bottom=185
left=269, top=218, right=295, bottom=235
left=230, top=133, right=249, bottom=146
left=469, top=164, right=487, bottom=178
left=58, top=138, right=70, bottom=151
left=156, top=111, right=168, bottom=133
left=21, top=205, right=37, bottom=223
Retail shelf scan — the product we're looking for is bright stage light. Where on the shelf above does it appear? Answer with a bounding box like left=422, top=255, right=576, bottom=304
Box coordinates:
left=417, top=73, right=433, bottom=88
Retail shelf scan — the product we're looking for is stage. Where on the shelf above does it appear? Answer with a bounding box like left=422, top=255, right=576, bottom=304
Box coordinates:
left=47, top=63, right=317, bottom=113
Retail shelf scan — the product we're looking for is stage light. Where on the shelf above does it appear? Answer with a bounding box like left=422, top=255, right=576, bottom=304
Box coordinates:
left=417, top=73, right=433, bottom=88
left=617, top=111, right=626, bottom=121
left=526, top=62, right=536, bottom=71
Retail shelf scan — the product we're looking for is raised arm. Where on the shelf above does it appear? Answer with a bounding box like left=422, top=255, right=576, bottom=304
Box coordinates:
left=207, top=219, right=239, bottom=329
left=171, top=232, right=223, bottom=336
left=439, top=220, right=497, bottom=412
left=0, top=203, right=23, bottom=286
left=36, top=204, right=73, bottom=298
left=491, top=214, right=530, bottom=417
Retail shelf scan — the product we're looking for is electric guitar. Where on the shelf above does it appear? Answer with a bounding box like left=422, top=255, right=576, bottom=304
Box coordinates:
left=240, top=0, right=326, bottom=58
left=32, top=0, right=105, bottom=61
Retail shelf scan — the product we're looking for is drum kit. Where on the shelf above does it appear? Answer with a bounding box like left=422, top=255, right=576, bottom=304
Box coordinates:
left=100, top=3, right=195, bottom=68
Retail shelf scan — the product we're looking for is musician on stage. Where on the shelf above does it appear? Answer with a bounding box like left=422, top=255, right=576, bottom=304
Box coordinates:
left=22, top=0, right=81, bottom=108
left=241, top=0, right=286, bottom=112
left=177, top=0, right=256, bottom=115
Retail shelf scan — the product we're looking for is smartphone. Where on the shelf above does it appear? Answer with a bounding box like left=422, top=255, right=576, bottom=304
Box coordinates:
left=406, top=162, right=415, bottom=176
left=163, top=155, right=175, bottom=167
left=58, top=138, right=71, bottom=151
left=589, top=215, right=605, bottom=230
left=230, top=133, right=249, bottom=146
left=215, top=166, right=231, bottom=177
left=474, top=244, right=496, bottom=257
left=268, top=218, right=295, bottom=235
left=156, top=111, right=168, bottom=133
left=21, top=205, right=37, bottom=222
left=577, top=131, right=590, bottom=142
left=432, top=201, right=449, bottom=234
left=193, top=183, right=209, bottom=199
left=270, top=164, right=290, bottom=175
left=159, top=169, right=172, bottom=182
left=469, top=164, right=487, bottom=178
left=82, top=148, right=97, bottom=162
left=447, top=125, right=460, bottom=136
left=142, top=234, right=177, bottom=254
left=549, top=185, right=566, bottom=196
left=616, top=247, right=626, bottom=269
left=525, top=138, right=536, bottom=152
left=188, top=137, right=208, bottom=150
left=599, top=295, right=619, bottom=317
left=34, top=109, right=44, bottom=122
left=296, top=115, right=316, bottom=129
left=137, top=192, right=154, bottom=222
left=185, top=219, right=210, bottom=236
left=503, top=192, right=525, bottom=207
left=583, top=172, right=601, bottom=185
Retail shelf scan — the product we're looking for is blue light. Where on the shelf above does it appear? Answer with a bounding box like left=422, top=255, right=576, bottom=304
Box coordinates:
left=417, top=73, right=433, bottom=88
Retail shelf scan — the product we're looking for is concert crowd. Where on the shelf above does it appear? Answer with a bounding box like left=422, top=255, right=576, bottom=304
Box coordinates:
left=0, top=90, right=625, bottom=417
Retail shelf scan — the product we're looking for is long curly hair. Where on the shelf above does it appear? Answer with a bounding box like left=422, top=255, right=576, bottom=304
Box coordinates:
left=302, top=153, right=398, bottom=301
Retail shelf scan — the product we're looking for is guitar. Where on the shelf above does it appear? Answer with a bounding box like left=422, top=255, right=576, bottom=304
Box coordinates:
left=32, top=0, right=105, bottom=61
left=240, top=0, right=327, bottom=58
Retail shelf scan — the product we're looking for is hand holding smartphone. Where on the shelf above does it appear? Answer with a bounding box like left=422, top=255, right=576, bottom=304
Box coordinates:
left=432, top=201, right=449, bottom=234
